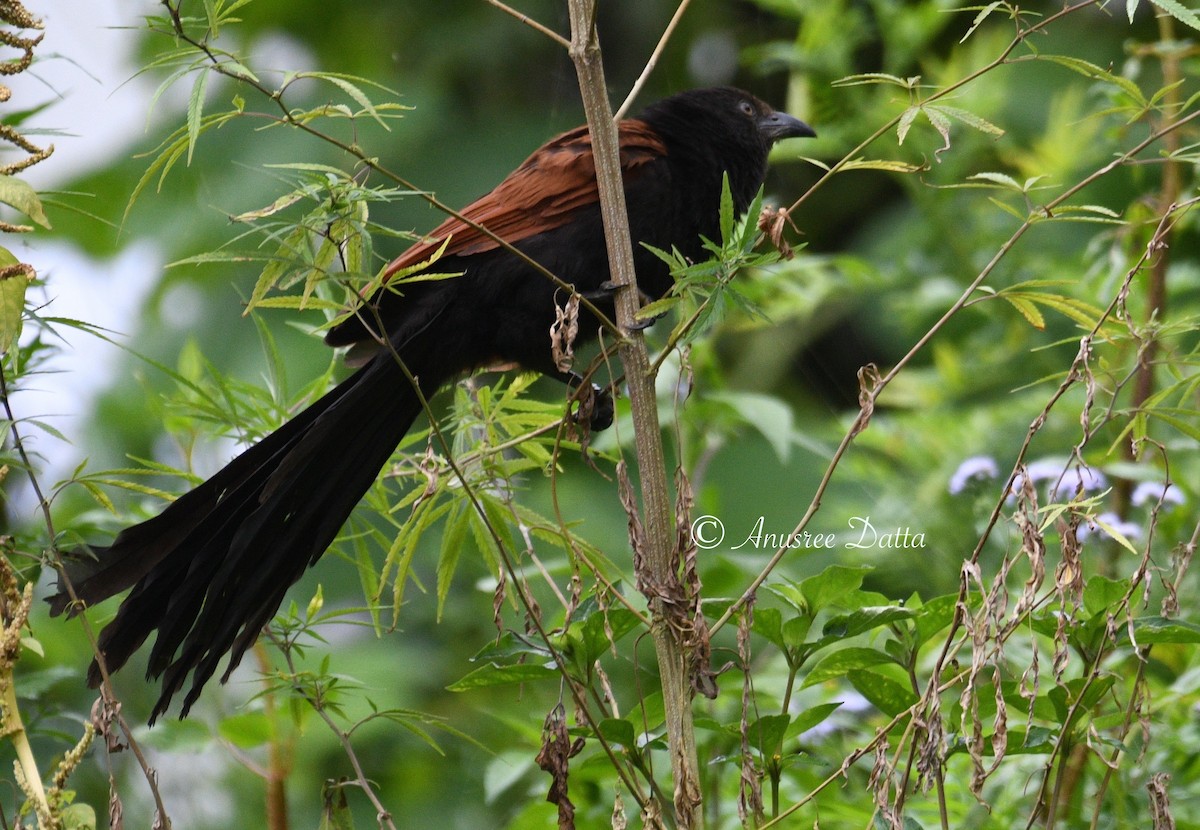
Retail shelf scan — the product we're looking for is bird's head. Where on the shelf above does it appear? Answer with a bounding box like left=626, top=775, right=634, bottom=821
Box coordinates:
left=639, top=87, right=815, bottom=212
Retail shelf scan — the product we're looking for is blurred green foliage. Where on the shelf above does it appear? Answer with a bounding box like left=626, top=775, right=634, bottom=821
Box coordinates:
left=2, top=0, right=1199, bottom=828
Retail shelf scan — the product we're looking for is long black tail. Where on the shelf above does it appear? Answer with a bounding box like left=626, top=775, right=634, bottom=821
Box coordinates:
left=49, top=350, right=436, bottom=721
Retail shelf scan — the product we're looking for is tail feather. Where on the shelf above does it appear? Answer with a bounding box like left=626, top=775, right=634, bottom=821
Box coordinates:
left=51, top=351, right=438, bottom=721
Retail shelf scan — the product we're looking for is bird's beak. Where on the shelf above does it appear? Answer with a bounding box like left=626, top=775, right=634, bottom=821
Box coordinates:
left=758, top=111, right=816, bottom=143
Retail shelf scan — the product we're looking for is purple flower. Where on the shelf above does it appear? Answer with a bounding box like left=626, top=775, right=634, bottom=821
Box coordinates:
left=1131, top=481, right=1185, bottom=508
left=949, top=455, right=1000, bottom=494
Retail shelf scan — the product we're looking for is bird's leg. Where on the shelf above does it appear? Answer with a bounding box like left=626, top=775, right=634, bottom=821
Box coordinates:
left=578, top=281, right=665, bottom=331
left=545, top=367, right=614, bottom=431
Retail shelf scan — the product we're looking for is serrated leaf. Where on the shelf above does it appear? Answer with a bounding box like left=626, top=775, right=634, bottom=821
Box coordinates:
left=635, top=296, right=680, bottom=322
left=436, top=503, right=470, bottom=621
left=187, top=68, right=211, bottom=164
left=934, top=105, right=1005, bottom=137
left=833, top=73, right=918, bottom=88
left=839, top=158, right=925, bottom=173
left=962, top=1, right=1003, bottom=42
left=897, top=106, right=920, bottom=145
left=968, top=171, right=1024, bottom=191
left=1150, top=0, right=1200, bottom=31
left=1040, top=55, right=1147, bottom=107
left=1004, top=295, right=1046, bottom=329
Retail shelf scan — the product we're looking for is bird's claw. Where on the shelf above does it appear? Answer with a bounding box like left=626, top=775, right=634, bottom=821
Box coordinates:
left=573, top=383, right=614, bottom=431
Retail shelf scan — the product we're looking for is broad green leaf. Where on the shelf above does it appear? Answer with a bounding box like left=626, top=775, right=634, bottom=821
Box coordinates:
left=709, top=390, right=795, bottom=463
left=218, top=712, right=273, bottom=748
left=1132, top=616, right=1200, bottom=644
left=800, top=565, right=872, bottom=614
left=786, top=702, right=842, bottom=739
left=745, top=714, right=790, bottom=756
left=0, top=246, right=29, bottom=353
left=912, top=594, right=959, bottom=649
left=822, top=606, right=915, bottom=639
left=802, top=647, right=895, bottom=687
left=0, top=175, right=51, bottom=228
left=847, top=669, right=917, bottom=717
left=596, top=717, right=637, bottom=748
left=447, top=661, right=558, bottom=691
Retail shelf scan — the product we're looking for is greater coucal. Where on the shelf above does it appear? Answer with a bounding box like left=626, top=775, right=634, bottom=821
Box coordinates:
left=49, top=86, right=814, bottom=721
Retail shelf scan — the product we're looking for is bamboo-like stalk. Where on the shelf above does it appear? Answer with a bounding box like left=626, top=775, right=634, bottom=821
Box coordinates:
left=564, top=2, right=702, bottom=826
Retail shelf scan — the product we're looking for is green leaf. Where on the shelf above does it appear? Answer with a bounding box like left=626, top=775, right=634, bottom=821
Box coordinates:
left=436, top=503, right=471, bottom=621
left=718, top=172, right=734, bottom=248
left=822, top=606, right=915, bottom=639
left=635, top=295, right=680, bottom=322
left=596, top=717, right=637, bottom=748
left=217, top=711, right=273, bottom=748
left=802, top=647, right=895, bottom=688
left=800, top=565, right=872, bottom=614
left=1004, top=295, right=1046, bottom=329
left=0, top=175, right=51, bottom=228
left=847, top=669, right=918, bottom=717
left=1150, top=0, right=1200, bottom=32
left=897, top=106, right=920, bottom=145
left=0, top=246, right=29, bottom=354
left=1083, top=576, right=1127, bottom=616
left=745, top=713, right=790, bottom=756
left=1132, top=616, right=1200, bottom=644
left=709, top=390, right=795, bottom=463
left=839, top=158, right=926, bottom=173
left=786, top=702, right=842, bottom=739
left=575, top=608, right=643, bottom=665
left=932, top=105, right=1005, bottom=137
left=446, top=661, right=558, bottom=691
left=1039, top=55, right=1147, bottom=106
left=187, top=68, right=211, bottom=164
left=912, top=594, right=959, bottom=649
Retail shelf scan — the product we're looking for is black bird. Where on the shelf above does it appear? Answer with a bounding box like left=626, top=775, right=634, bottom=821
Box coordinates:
left=49, top=86, right=815, bottom=721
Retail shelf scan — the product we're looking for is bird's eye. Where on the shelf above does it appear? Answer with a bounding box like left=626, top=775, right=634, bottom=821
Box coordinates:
left=739, top=100, right=756, bottom=117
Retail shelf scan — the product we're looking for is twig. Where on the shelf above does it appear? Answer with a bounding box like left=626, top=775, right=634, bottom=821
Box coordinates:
left=615, top=0, right=693, bottom=120
left=480, top=0, right=569, bottom=48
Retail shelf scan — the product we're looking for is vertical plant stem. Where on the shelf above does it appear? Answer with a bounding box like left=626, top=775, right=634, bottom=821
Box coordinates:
left=564, top=2, right=701, bottom=826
